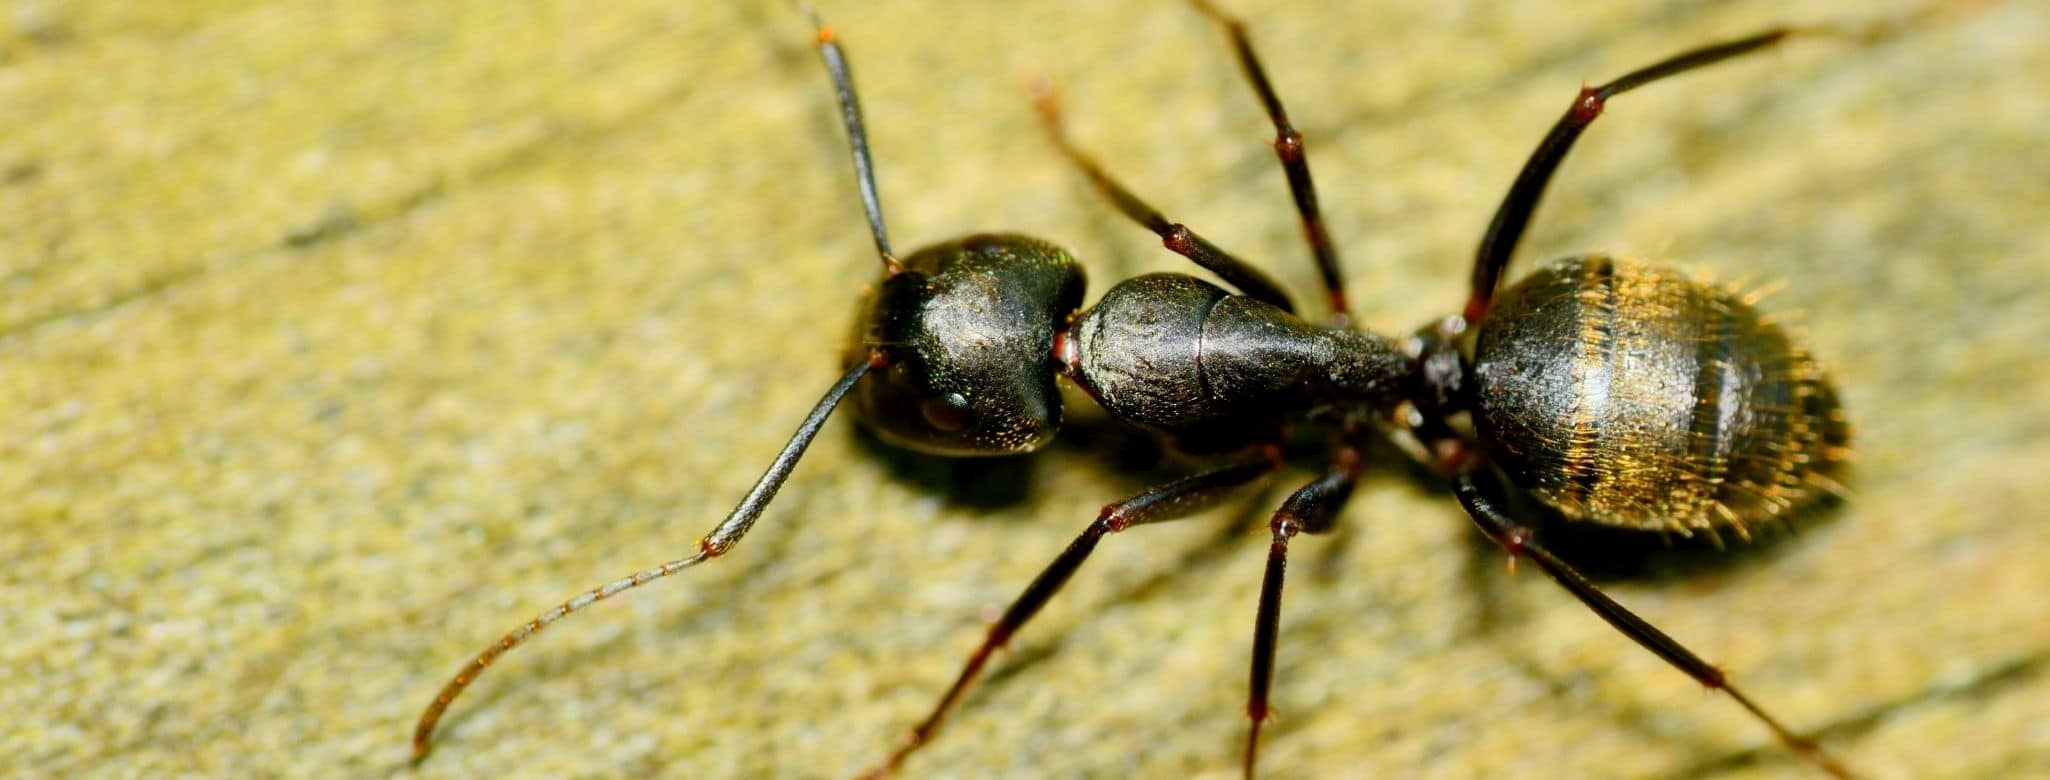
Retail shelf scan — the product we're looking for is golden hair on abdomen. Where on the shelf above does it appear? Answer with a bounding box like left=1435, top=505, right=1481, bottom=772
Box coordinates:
left=1472, top=255, right=1848, bottom=536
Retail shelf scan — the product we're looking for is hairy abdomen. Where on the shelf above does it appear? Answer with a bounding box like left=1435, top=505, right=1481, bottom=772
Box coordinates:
left=1472, top=255, right=1847, bottom=534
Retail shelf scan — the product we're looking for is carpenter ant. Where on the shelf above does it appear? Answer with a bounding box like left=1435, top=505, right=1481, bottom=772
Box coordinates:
left=414, top=3, right=1869, bottom=777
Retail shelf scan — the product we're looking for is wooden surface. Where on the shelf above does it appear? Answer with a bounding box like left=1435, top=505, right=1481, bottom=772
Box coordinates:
left=5, top=1, right=2047, bottom=777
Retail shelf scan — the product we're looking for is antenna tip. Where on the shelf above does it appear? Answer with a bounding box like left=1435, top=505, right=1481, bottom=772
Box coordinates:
left=797, top=3, right=833, bottom=44
left=1027, top=77, right=1062, bottom=124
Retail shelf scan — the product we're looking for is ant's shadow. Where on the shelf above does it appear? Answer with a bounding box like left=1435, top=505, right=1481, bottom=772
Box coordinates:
left=857, top=406, right=1849, bottom=583
left=848, top=409, right=1855, bottom=771
left=848, top=394, right=1174, bottom=518
left=1439, top=461, right=1852, bottom=586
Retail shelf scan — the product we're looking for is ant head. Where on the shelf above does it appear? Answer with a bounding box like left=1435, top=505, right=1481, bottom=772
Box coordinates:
left=851, top=234, right=1086, bottom=457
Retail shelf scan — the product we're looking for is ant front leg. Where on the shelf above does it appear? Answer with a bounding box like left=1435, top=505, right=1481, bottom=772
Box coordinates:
left=1452, top=472, right=1857, bottom=778
left=1031, top=82, right=1298, bottom=314
left=1243, top=448, right=1360, bottom=778
left=862, top=454, right=1281, bottom=779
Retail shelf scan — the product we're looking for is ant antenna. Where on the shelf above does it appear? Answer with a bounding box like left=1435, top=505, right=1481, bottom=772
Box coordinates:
left=411, top=354, right=879, bottom=761
left=803, top=6, right=904, bottom=274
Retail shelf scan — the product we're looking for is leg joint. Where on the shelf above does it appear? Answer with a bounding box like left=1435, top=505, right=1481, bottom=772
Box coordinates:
left=1501, top=526, right=1533, bottom=556
left=1162, top=223, right=1195, bottom=255
left=1272, top=126, right=1304, bottom=162
left=1095, top=507, right=1131, bottom=534
left=1570, top=85, right=1607, bottom=124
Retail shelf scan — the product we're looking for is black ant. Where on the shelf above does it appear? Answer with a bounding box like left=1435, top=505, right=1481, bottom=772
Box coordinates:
left=413, top=3, right=1872, bottom=777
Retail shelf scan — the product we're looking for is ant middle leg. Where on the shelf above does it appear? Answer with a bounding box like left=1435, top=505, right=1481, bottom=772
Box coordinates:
left=1243, top=446, right=1361, bottom=778
left=1452, top=472, right=1856, bottom=778
left=1189, top=0, right=1351, bottom=325
left=862, top=453, right=1283, bottom=778
left=1031, top=83, right=1298, bottom=314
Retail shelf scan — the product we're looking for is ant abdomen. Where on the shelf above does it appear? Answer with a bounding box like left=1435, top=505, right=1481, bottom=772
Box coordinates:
left=1066, top=273, right=1410, bottom=454
left=850, top=233, right=1085, bottom=457
left=1472, top=255, right=1849, bottom=534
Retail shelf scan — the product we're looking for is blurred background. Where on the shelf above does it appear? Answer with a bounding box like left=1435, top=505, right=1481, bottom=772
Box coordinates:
left=4, top=1, right=2046, bottom=776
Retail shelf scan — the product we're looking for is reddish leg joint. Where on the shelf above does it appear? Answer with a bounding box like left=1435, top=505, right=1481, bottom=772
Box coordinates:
left=1571, top=85, right=1608, bottom=123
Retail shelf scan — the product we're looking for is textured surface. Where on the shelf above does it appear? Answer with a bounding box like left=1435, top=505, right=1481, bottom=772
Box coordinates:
left=4, top=1, right=2048, bottom=778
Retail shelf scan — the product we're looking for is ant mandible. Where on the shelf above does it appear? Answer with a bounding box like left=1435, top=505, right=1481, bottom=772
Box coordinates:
left=413, top=3, right=1869, bottom=777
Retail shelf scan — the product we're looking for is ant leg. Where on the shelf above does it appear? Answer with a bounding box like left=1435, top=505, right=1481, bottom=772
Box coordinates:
left=1189, top=0, right=1351, bottom=325
left=1464, top=29, right=1808, bottom=326
left=1452, top=472, right=1856, bottom=779
left=1244, top=450, right=1360, bottom=778
left=1031, top=83, right=1298, bottom=313
left=802, top=7, right=902, bottom=274
left=864, top=453, right=1282, bottom=778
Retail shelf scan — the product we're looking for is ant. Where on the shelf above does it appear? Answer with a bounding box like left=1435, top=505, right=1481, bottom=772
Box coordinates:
left=413, top=3, right=1874, bottom=777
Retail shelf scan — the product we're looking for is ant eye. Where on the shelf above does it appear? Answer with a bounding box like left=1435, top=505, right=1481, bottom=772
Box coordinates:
left=920, top=392, right=974, bottom=432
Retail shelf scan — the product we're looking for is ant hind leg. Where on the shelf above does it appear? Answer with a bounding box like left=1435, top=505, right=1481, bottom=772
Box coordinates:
left=1452, top=472, right=1856, bottom=778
